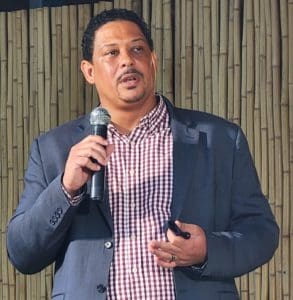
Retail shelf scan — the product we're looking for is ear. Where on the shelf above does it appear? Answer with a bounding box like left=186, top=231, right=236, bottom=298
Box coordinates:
left=150, top=51, right=158, bottom=75
left=80, top=60, right=95, bottom=84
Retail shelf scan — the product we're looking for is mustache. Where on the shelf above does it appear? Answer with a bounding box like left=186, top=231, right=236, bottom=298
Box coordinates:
left=117, top=68, right=143, bottom=82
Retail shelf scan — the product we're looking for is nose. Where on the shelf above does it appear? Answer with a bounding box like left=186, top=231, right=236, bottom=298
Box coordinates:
left=120, top=49, right=134, bottom=67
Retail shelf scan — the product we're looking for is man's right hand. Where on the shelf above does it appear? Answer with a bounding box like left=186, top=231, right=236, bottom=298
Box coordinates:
left=62, top=135, right=114, bottom=197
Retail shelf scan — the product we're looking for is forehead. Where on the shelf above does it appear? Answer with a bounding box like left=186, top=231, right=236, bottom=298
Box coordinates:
left=94, top=20, right=146, bottom=45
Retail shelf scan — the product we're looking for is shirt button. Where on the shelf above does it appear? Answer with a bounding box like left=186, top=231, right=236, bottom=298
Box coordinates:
left=97, top=284, right=106, bottom=293
left=129, top=169, right=135, bottom=176
left=132, top=267, right=137, bottom=273
left=104, top=241, right=113, bottom=249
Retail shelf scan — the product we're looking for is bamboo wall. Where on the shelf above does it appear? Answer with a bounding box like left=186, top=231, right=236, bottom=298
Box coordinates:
left=0, top=0, right=292, bottom=299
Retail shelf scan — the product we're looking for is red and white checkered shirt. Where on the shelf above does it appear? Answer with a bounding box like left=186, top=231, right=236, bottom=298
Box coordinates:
left=106, top=97, right=175, bottom=299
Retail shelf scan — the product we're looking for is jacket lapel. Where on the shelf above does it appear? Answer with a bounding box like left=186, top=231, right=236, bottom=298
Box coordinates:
left=164, top=98, right=207, bottom=220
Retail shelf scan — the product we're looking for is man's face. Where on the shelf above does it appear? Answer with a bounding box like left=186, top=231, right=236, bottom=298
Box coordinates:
left=81, top=20, right=157, bottom=111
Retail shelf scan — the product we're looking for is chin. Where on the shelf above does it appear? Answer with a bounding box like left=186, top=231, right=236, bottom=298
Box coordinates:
left=119, top=90, right=146, bottom=104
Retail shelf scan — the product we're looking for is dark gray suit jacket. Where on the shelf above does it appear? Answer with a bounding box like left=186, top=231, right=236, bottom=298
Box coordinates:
left=7, top=97, right=279, bottom=300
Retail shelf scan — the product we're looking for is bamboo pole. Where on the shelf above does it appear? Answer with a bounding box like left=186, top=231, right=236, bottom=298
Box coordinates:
left=233, top=0, right=241, bottom=125
left=51, top=7, right=58, bottom=128
left=279, top=1, right=290, bottom=299
left=62, top=6, right=70, bottom=123
left=211, top=0, right=219, bottom=115
left=192, top=0, right=199, bottom=110
left=240, top=3, right=248, bottom=298
left=227, top=0, right=234, bottom=122
left=198, top=0, right=205, bottom=111
left=259, top=2, right=269, bottom=299
left=184, top=0, right=193, bottom=109
left=218, top=0, right=228, bottom=118
left=265, top=1, right=277, bottom=299
left=162, top=0, right=173, bottom=101
left=288, top=1, right=293, bottom=298
left=203, top=0, right=212, bottom=113
left=43, top=7, right=51, bottom=132
left=0, top=9, right=10, bottom=300
left=252, top=1, right=262, bottom=299
left=246, top=0, right=255, bottom=157
left=174, top=0, right=181, bottom=107
left=271, top=2, right=283, bottom=299
left=154, top=0, right=163, bottom=94
left=70, top=5, right=78, bottom=119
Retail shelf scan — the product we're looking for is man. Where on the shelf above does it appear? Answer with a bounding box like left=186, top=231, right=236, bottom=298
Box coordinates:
left=7, top=8, right=279, bottom=300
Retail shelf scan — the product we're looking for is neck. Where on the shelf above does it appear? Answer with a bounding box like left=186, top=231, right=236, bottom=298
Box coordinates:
left=101, top=95, right=158, bottom=134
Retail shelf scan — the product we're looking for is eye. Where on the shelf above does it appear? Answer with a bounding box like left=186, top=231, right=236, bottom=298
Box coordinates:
left=105, top=49, right=118, bottom=56
left=133, top=46, right=143, bottom=53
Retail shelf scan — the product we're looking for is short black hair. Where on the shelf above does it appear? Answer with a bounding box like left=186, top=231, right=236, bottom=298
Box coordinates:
left=82, top=8, right=154, bottom=62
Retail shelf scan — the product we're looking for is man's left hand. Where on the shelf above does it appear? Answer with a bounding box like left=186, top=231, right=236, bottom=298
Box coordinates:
left=148, top=221, right=207, bottom=268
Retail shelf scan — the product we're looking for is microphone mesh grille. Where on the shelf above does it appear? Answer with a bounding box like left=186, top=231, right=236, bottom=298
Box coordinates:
left=90, top=107, right=111, bottom=125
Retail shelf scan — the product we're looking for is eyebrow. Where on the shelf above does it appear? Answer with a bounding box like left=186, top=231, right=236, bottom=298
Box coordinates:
left=102, top=38, right=147, bottom=48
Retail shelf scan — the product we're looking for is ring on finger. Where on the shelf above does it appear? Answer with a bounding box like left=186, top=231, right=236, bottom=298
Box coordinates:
left=169, top=254, right=177, bottom=263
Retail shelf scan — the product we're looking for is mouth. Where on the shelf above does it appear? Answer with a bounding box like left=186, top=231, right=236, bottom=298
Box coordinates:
left=118, top=71, right=141, bottom=89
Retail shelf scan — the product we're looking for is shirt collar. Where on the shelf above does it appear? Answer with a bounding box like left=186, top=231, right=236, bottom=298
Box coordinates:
left=108, top=94, right=169, bottom=139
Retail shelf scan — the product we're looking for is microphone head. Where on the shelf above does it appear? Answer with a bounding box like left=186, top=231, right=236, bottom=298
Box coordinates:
left=90, top=107, right=111, bottom=126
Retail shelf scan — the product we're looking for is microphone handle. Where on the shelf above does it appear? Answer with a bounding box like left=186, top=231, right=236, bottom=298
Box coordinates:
left=91, top=124, right=107, bottom=200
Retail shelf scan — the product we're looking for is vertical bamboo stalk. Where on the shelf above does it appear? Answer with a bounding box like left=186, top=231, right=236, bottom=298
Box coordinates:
left=154, top=0, right=163, bottom=94
left=279, top=1, right=290, bottom=299
left=77, top=5, right=86, bottom=116
left=83, top=5, right=93, bottom=113
left=62, top=6, right=70, bottom=122
left=288, top=0, right=293, bottom=297
left=218, top=0, right=228, bottom=118
left=56, top=7, right=64, bottom=124
left=43, top=7, right=51, bottom=132
left=252, top=1, right=262, bottom=299
left=184, top=0, right=193, bottom=109
left=227, top=0, right=234, bottom=122
left=271, top=2, right=283, bottom=300
left=246, top=0, right=255, bottom=158
left=198, top=0, right=205, bottom=111
left=174, top=0, right=181, bottom=107
left=142, top=0, right=150, bottom=25
left=162, top=0, right=173, bottom=101
left=192, top=0, right=199, bottom=110
left=265, top=1, right=277, bottom=299
left=70, top=6, right=78, bottom=119
left=203, top=0, right=212, bottom=113
left=259, top=3, right=269, bottom=299
left=0, top=10, right=10, bottom=300
left=211, top=0, right=219, bottom=115
left=233, top=0, right=241, bottom=125
left=37, top=8, right=45, bottom=134
left=241, top=0, right=247, bottom=136
left=51, top=7, right=58, bottom=128
left=240, top=3, right=248, bottom=299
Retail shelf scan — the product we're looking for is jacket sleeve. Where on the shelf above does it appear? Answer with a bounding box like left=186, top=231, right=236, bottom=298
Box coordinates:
left=186, top=127, right=279, bottom=279
left=6, top=139, right=79, bottom=274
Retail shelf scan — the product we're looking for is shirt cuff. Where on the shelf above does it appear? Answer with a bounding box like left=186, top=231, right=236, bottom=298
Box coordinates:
left=60, top=179, right=86, bottom=206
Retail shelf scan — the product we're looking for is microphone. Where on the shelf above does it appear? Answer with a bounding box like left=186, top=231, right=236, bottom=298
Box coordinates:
left=89, top=107, right=111, bottom=200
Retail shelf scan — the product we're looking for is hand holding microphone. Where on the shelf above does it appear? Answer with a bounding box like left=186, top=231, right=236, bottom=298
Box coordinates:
left=62, top=108, right=112, bottom=199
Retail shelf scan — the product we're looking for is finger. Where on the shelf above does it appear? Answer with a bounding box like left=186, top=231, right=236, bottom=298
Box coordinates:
left=81, top=135, right=108, bottom=146
left=154, top=256, right=177, bottom=269
left=148, top=240, right=180, bottom=256
left=149, top=247, right=175, bottom=263
left=73, top=143, right=108, bottom=166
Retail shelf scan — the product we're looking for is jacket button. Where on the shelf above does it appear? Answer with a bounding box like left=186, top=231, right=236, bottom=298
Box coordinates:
left=97, top=284, right=106, bottom=293
left=104, top=241, right=113, bottom=249
left=56, top=208, right=63, bottom=214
